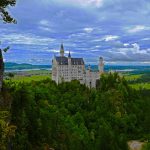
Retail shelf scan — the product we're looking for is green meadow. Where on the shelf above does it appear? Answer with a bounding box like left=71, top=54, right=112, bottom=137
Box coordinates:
left=5, top=70, right=51, bottom=83
left=5, top=71, right=150, bottom=90
left=130, top=83, right=150, bottom=90
left=124, top=74, right=142, bottom=81
left=11, top=75, right=51, bottom=82
left=124, top=73, right=150, bottom=90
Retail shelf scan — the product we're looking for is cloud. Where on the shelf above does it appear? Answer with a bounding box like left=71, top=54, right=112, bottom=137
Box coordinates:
left=47, top=49, right=76, bottom=55
left=103, top=35, right=119, bottom=42
left=0, top=33, right=55, bottom=46
left=38, top=20, right=53, bottom=32
left=83, top=27, right=94, bottom=33
left=81, top=0, right=103, bottom=7
left=39, top=20, right=50, bottom=26
left=1, top=0, right=150, bottom=64
left=131, top=43, right=148, bottom=54
left=46, top=0, right=104, bottom=8
left=105, top=43, right=150, bottom=62
left=141, top=38, right=150, bottom=41
left=38, top=26, right=52, bottom=32
left=127, top=25, right=150, bottom=33
left=124, top=43, right=130, bottom=47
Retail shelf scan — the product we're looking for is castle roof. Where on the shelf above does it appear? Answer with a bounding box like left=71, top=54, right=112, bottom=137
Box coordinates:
left=55, top=56, right=84, bottom=65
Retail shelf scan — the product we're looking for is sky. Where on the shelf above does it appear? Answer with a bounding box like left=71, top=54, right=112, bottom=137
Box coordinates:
left=0, top=0, right=150, bottom=65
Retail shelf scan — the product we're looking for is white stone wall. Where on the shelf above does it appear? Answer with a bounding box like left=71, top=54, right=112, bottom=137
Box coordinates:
left=56, top=65, right=85, bottom=83
left=52, top=57, right=102, bottom=88
left=52, top=59, right=58, bottom=83
left=83, top=70, right=99, bottom=88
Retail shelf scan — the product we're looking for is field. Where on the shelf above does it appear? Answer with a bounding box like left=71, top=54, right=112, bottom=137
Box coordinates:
left=124, top=73, right=150, bottom=90
left=5, top=70, right=51, bottom=83
left=4, top=70, right=150, bottom=90
left=130, top=83, right=150, bottom=90
left=124, top=74, right=142, bottom=81
left=11, top=75, right=51, bottom=82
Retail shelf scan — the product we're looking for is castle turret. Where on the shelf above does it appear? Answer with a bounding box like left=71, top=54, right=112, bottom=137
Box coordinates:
left=60, top=43, right=64, bottom=57
left=99, top=57, right=104, bottom=74
left=88, top=64, right=91, bottom=71
left=68, top=51, right=71, bottom=81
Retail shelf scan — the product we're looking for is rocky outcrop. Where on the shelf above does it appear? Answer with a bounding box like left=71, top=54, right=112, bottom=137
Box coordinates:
left=128, top=141, right=145, bottom=150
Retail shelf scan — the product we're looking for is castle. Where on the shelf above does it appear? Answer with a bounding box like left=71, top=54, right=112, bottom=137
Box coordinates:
left=52, top=44, right=104, bottom=88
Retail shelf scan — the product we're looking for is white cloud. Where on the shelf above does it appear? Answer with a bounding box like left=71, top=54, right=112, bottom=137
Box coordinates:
left=116, top=43, right=148, bottom=55
left=0, top=33, right=55, bottom=46
left=92, top=35, right=119, bottom=42
left=132, top=43, right=147, bottom=54
left=127, top=25, right=150, bottom=33
left=140, top=61, right=150, bottom=65
left=141, top=38, right=150, bottom=41
left=95, top=45, right=101, bottom=48
left=106, top=42, right=150, bottom=62
left=81, top=0, right=103, bottom=7
left=38, top=20, right=53, bottom=32
left=124, top=43, right=129, bottom=47
left=38, top=26, right=52, bottom=32
left=83, top=27, right=94, bottom=33
left=48, top=49, right=60, bottom=53
left=44, top=0, right=104, bottom=8
left=104, top=35, right=119, bottom=41
left=47, top=49, right=76, bottom=54
left=39, top=20, right=50, bottom=26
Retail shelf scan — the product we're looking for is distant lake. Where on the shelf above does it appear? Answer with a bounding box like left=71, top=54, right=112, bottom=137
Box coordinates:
left=5, top=68, right=51, bottom=72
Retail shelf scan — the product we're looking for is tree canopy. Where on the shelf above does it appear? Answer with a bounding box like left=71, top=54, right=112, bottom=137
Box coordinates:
left=1, top=73, right=149, bottom=149
left=0, top=0, right=16, bottom=23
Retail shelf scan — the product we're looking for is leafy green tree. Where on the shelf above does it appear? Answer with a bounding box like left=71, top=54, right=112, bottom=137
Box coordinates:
left=0, top=0, right=16, bottom=23
left=1, top=73, right=149, bottom=149
left=0, top=111, right=16, bottom=150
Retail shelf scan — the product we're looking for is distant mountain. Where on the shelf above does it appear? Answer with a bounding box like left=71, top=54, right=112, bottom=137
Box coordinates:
left=87, top=65, right=150, bottom=74
left=5, top=62, right=51, bottom=71
left=4, top=62, right=150, bottom=73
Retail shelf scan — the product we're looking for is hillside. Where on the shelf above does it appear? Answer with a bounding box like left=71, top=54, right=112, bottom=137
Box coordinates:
left=4, top=62, right=51, bottom=71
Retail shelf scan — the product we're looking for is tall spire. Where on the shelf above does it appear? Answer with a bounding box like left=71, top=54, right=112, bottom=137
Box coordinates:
left=68, top=51, right=71, bottom=58
left=60, top=43, right=64, bottom=57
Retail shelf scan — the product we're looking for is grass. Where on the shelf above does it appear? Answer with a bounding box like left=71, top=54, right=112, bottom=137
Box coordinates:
left=5, top=71, right=150, bottom=90
left=129, top=83, right=150, bottom=90
left=124, top=73, right=150, bottom=90
left=5, top=70, right=51, bottom=83
left=124, top=74, right=143, bottom=81
left=6, top=75, right=51, bottom=83
left=142, top=142, right=150, bottom=150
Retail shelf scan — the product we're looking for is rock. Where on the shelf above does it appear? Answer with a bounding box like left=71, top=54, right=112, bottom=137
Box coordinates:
left=128, top=140, right=145, bottom=150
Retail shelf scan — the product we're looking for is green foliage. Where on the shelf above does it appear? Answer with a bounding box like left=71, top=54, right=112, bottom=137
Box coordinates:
left=0, top=0, right=16, bottom=23
left=142, top=142, right=150, bottom=150
left=1, top=72, right=150, bottom=149
left=125, top=73, right=150, bottom=90
left=9, top=75, right=51, bottom=83
left=7, top=73, right=14, bottom=78
left=0, top=110, right=17, bottom=150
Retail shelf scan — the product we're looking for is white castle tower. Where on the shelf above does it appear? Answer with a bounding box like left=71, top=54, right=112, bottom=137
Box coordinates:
left=52, top=44, right=104, bottom=88
left=99, top=57, right=104, bottom=74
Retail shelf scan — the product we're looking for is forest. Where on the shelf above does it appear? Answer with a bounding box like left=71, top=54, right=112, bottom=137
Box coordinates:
left=0, top=72, right=150, bottom=150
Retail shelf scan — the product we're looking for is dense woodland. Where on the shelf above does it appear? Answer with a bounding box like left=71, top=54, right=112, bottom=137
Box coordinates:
left=0, top=72, right=150, bottom=150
